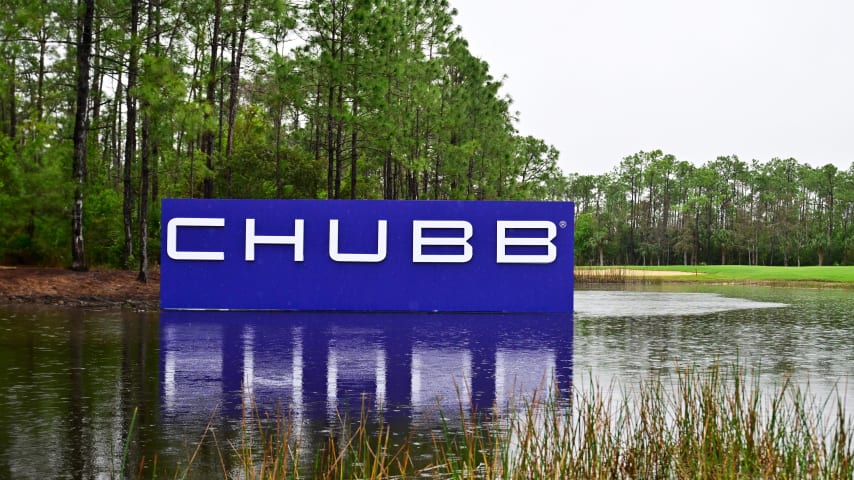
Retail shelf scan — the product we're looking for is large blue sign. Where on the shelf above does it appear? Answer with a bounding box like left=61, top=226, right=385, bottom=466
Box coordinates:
left=160, top=199, right=573, bottom=312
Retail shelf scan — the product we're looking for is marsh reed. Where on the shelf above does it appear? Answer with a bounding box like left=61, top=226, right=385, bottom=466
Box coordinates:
left=149, top=363, right=851, bottom=479
left=574, top=267, right=665, bottom=284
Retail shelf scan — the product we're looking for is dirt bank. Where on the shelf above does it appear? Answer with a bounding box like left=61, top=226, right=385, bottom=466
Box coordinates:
left=0, top=266, right=159, bottom=310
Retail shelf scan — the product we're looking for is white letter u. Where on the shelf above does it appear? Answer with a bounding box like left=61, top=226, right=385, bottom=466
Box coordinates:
left=329, top=219, right=387, bottom=262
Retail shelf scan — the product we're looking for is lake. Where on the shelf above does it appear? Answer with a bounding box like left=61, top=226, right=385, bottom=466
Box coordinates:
left=1, top=284, right=851, bottom=478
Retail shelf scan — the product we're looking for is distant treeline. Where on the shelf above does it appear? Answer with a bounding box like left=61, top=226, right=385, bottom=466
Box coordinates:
left=570, top=152, right=853, bottom=267
left=0, top=1, right=851, bottom=275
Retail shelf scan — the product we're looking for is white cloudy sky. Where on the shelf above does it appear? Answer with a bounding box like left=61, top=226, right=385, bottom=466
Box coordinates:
left=453, top=0, right=854, bottom=175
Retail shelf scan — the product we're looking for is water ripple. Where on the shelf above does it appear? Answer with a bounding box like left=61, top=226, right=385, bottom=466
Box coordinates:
left=575, top=290, right=788, bottom=317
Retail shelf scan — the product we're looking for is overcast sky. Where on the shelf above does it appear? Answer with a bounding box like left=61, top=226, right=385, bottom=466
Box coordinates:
left=453, top=0, right=854, bottom=176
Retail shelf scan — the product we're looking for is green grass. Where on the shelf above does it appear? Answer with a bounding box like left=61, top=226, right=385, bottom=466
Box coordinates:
left=139, top=362, right=853, bottom=479
left=578, top=265, right=854, bottom=284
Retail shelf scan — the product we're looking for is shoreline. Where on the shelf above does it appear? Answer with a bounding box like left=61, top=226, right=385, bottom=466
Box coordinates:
left=0, top=266, right=850, bottom=311
left=0, top=266, right=159, bottom=310
left=576, top=266, right=853, bottom=288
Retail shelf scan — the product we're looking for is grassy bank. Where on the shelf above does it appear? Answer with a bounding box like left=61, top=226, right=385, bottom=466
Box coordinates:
left=576, top=265, right=854, bottom=285
left=141, top=363, right=852, bottom=479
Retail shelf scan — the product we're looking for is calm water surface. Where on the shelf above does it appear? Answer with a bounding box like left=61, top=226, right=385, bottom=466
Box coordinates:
left=0, top=284, right=851, bottom=478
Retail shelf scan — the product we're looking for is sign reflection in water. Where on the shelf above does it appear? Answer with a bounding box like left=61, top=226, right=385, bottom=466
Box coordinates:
left=160, top=311, right=573, bottom=425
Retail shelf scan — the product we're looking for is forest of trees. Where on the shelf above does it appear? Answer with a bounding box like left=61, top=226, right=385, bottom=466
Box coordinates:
left=0, top=0, right=851, bottom=278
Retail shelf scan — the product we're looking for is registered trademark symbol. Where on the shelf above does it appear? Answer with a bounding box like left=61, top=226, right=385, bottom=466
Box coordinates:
left=559, top=220, right=567, bottom=229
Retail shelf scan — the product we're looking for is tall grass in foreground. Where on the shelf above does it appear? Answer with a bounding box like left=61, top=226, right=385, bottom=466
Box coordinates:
left=162, top=363, right=852, bottom=479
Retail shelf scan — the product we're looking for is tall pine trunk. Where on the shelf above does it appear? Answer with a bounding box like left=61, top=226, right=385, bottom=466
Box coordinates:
left=203, top=0, right=223, bottom=199
left=274, top=106, right=283, bottom=198
left=7, top=59, right=15, bottom=141
left=36, top=33, right=46, bottom=123
left=71, top=0, right=95, bottom=272
left=225, top=0, right=251, bottom=187
left=334, top=85, right=344, bottom=199
left=138, top=110, right=150, bottom=282
left=110, top=70, right=123, bottom=186
left=350, top=100, right=358, bottom=199
left=349, top=32, right=359, bottom=200
left=122, top=0, right=140, bottom=269
left=90, top=19, right=102, bottom=172
left=326, top=82, right=335, bottom=199
left=138, top=0, right=158, bottom=283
